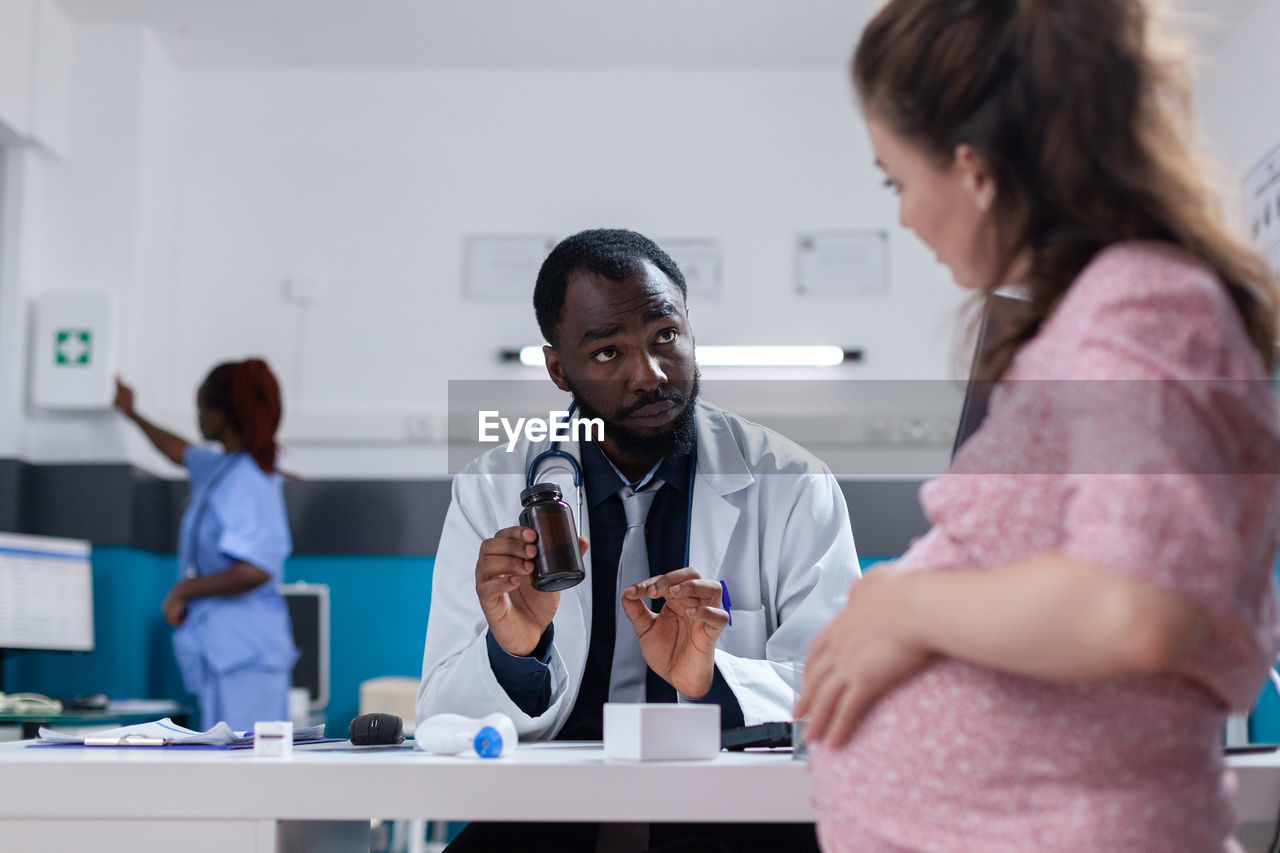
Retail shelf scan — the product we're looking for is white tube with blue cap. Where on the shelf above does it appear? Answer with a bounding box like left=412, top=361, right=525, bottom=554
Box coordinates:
left=414, top=712, right=517, bottom=758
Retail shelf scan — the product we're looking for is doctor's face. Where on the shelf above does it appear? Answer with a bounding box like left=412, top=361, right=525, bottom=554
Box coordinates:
left=544, top=261, right=699, bottom=465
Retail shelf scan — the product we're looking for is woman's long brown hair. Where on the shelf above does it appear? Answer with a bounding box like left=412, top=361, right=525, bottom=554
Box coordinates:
left=853, top=0, right=1278, bottom=379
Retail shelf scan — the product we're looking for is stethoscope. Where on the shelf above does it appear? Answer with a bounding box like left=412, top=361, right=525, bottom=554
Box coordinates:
left=525, top=403, right=698, bottom=567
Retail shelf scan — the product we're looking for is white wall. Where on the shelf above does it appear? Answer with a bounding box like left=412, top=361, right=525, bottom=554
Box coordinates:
left=148, top=67, right=967, bottom=475
left=28, top=0, right=73, bottom=158
left=0, top=0, right=36, bottom=140
left=7, top=3, right=1273, bottom=477
left=0, top=148, right=21, bottom=456
left=1197, top=0, right=1280, bottom=179
left=3, top=23, right=182, bottom=471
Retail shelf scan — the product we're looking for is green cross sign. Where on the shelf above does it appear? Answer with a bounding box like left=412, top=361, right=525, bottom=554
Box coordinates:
left=55, top=329, right=92, bottom=366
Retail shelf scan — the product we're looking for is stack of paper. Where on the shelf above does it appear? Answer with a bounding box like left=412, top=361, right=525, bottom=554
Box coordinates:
left=34, top=717, right=327, bottom=747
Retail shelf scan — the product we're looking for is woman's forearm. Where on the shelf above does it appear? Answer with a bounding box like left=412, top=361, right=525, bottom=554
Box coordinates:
left=177, top=562, right=271, bottom=599
left=903, top=551, right=1205, bottom=681
left=127, top=410, right=190, bottom=467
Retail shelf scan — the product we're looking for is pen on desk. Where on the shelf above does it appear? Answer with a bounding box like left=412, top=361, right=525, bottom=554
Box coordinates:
left=719, top=579, right=732, bottom=626
left=84, top=734, right=167, bottom=746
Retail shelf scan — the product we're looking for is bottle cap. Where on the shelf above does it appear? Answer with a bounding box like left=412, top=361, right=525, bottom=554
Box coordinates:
left=473, top=726, right=505, bottom=758
left=520, top=482, right=563, bottom=506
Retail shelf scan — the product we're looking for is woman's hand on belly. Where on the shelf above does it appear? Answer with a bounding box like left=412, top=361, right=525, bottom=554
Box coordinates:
left=795, top=568, right=932, bottom=749
left=796, top=550, right=1208, bottom=751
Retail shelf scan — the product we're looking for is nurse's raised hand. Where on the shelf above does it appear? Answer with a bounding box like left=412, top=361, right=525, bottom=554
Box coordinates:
left=475, top=527, right=588, bottom=657
left=113, top=377, right=136, bottom=416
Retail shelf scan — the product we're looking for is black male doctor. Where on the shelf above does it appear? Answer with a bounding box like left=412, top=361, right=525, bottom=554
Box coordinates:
left=417, top=229, right=860, bottom=851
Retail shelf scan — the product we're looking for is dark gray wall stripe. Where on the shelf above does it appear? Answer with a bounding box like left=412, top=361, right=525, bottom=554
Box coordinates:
left=0, top=460, right=929, bottom=557
left=283, top=479, right=454, bottom=556
left=0, top=459, right=22, bottom=532
left=841, top=479, right=928, bottom=558
left=19, top=464, right=137, bottom=545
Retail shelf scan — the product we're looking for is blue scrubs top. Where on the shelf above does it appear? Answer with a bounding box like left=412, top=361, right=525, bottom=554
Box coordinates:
left=173, top=446, right=297, bottom=690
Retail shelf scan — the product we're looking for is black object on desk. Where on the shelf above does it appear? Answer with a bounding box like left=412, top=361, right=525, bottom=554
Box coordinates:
left=349, top=712, right=405, bottom=746
left=1224, top=743, right=1280, bottom=755
left=721, top=722, right=793, bottom=751
left=66, top=693, right=110, bottom=711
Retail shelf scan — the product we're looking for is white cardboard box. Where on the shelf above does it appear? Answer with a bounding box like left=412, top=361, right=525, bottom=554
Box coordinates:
left=253, top=720, right=293, bottom=758
left=602, top=703, right=719, bottom=762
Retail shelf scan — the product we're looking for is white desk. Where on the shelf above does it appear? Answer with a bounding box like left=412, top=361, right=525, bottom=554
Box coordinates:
left=1229, top=750, right=1280, bottom=848
left=1, top=740, right=1276, bottom=852
left=0, top=740, right=810, bottom=852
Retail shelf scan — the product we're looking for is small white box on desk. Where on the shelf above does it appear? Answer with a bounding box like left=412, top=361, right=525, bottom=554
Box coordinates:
left=603, top=703, right=719, bottom=761
left=254, top=720, right=293, bottom=758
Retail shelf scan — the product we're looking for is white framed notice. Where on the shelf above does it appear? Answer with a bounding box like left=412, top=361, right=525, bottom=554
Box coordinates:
left=662, top=239, right=722, bottom=301
left=463, top=234, right=558, bottom=300
left=1245, top=143, right=1280, bottom=281
left=795, top=230, right=889, bottom=297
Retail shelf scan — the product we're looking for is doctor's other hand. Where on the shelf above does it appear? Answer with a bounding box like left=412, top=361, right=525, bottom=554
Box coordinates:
left=794, top=568, right=932, bottom=750
left=161, top=582, right=189, bottom=628
left=623, top=567, right=729, bottom=700
left=475, top=527, right=588, bottom=657
left=113, top=377, right=136, bottom=417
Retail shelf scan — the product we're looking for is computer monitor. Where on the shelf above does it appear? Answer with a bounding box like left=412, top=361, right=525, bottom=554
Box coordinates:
left=952, top=290, right=1029, bottom=457
left=281, top=582, right=329, bottom=713
left=0, top=531, right=94, bottom=653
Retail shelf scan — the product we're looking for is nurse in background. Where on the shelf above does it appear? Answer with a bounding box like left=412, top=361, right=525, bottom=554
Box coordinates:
left=798, top=0, right=1280, bottom=850
left=114, top=359, right=296, bottom=731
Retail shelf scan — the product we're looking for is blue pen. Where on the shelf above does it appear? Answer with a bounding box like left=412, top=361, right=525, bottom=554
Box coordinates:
left=719, top=579, right=732, bottom=626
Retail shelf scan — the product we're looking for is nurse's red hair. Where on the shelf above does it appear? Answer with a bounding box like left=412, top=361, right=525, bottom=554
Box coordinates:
left=199, top=359, right=283, bottom=473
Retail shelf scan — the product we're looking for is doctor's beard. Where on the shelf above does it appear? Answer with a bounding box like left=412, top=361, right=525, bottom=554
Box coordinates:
left=564, top=369, right=700, bottom=464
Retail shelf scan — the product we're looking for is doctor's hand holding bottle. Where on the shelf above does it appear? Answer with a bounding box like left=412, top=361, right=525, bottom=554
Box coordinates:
left=474, top=528, right=729, bottom=699
left=475, top=526, right=589, bottom=657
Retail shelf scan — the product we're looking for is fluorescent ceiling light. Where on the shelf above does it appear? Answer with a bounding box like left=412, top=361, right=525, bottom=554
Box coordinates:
left=516, top=345, right=848, bottom=368
left=696, top=346, right=845, bottom=367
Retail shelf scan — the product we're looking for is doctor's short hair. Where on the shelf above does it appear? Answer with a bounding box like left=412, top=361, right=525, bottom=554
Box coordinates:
left=534, top=229, right=687, bottom=348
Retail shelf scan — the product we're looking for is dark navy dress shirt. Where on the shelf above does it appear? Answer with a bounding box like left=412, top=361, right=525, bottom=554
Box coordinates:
left=485, top=438, right=744, bottom=739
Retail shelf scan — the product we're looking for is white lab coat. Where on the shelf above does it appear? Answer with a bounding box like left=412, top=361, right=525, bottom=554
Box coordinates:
left=416, top=401, right=860, bottom=738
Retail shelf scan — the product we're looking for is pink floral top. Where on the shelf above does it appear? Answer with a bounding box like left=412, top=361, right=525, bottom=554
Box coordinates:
left=811, top=242, right=1280, bottom=852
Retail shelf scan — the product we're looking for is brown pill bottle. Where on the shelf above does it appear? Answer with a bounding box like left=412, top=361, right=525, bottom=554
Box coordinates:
left=518, top=482, right=586, bottom=592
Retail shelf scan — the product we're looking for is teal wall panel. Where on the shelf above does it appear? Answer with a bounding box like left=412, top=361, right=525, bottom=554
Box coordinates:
left=7, top=548, right=1280, bottom=744
left=2, top=547, right=186, bottom=703
left=284, top=555, right=434, bottom=734
left=3, top=548, right=434, bottom=737
left=1251, top=554, right=1280, bottom=741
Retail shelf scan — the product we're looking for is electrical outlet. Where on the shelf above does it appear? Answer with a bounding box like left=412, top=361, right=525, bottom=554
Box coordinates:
left=283, top=275, right=324, bottom=304
left=404, top=414, right=442, bottom=442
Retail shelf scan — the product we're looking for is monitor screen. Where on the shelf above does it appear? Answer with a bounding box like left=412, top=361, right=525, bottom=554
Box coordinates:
left=0, top=531, right=94, bottom=652
left=281, top=582, right=329, bottom=711
left=952, top=290, right=1028, bottom=458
